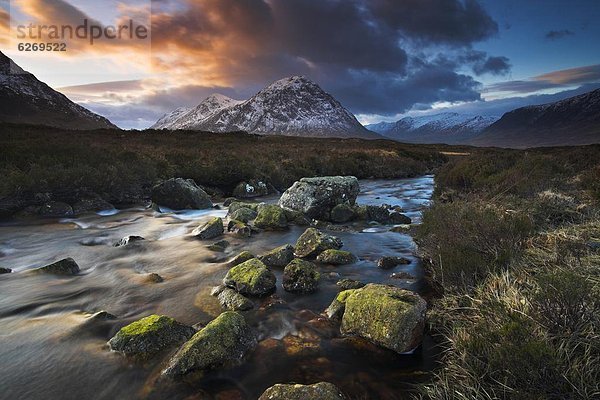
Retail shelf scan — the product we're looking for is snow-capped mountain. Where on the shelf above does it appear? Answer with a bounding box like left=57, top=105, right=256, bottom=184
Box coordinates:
left=0, top=52, right=115, bottom=129
left=366, top=112, right=499, bottom=144
left=472, top=88, right=600, bottom=148
left=153, top=76, right=380, bottom=139
left=151, top=94, right=242, bottom=130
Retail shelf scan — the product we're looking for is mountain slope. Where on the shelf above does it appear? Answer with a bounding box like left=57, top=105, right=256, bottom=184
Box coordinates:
left=155, top=76, right=380, bottom=139
left=367, top=113, right=498, bottom=144
left=151, top=94, right=243, bottom=130
left=471, top=89, right=600, bottom=148
left=0, top=52, right=115, bottom=129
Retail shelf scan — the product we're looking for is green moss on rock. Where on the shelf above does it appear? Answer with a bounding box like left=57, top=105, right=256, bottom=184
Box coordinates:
left=259, top=382, right=346, bottom=400
left=108, top=314, right=195, bottom=357
left=224, top=258, right=276, bottom=296
left=282, top=259, right=320, bottom=294
left=259, top=244, right=295, bottom=267
left=162, top=311, right=257, bottom=378
left=254, top=204, right=288, bottom=230
left=294, top=228, right=343, bottom=258
left=229, top=207, right=258, bottom=223
left=192, top=217, right=224, bottom=240
left=340, top=284, right=426, bottom=354
left=316, top=249, right=357, bottom=265
left=228, top=251, right=256, bottom=267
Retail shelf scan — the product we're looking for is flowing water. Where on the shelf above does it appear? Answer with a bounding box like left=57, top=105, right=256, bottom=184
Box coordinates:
left=0, top=175, right=436, bottom=400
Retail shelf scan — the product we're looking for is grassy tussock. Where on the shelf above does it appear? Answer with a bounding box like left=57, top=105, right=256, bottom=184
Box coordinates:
left=417, top=146, right=600, bottom=399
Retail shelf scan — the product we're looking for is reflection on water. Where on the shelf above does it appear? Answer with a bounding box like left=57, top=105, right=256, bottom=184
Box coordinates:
left=0, top=175, right=435, bottom=400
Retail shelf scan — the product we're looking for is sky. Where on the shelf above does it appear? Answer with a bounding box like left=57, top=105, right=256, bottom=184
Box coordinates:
left=1, top=0, right=600, bottom=129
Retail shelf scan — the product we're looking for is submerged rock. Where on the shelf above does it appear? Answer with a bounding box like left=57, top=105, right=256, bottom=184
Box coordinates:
left=0, top=267, right=12, bottom=274
left=223, top=258, right=276, bottom=296
left=259, top=382, right=346, bottom=400
left=162, top=311, right=257, bottom=378
left=340, top=284, right=426, bottom=353
left=254, top=204, right=288, bottom=230
left=36, top=258, right=80, bottom=275
left=108, top=314, right=195, bottom=357
left=151, top=178, right=213, bottom=210
left=283, top=259, right=320, bottom=294
left=214, top=287, right=254, bottom=311
left=330, top=203, right=356, bottom=223
left=229, top=207, right=258, bottom=223
left=316, top=249, right=357, bottom=265
left=114, top=235, right=145, bottom=247
left=39, top=201, right=73, bottom=217
left=192, top=217, right=224, bottom=240
left=227, top=251, right=256, bottom=267
left=278, top=176, right=360, bottom=219
left=259, top=244, right=295, bottom=268
left=145, top=273, right=164, bottom=283
left=377, top=256, right=411, bottom=270
left=294, top=228, right=343, bottom=258
left=206, top=239, right=230, bottom=252
left=336, top=279, right=365, bottom=290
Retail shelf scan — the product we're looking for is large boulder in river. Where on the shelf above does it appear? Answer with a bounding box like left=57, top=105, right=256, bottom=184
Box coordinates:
left=162, top=311, right=257, bottom=378
left=223, top=258, right=276, bottom=296
left=339, top=284, right=426, bottom=354
left=229, top=207, right=257, bottom=223
left=259, top=244, right=295, bottom=268
left=254, top=204, right=288, bottom=230
left=282, top=259, right=320, bottom=293
left=192, top=217, right=224, bottom=240
left=151, top=178, right=213, bottom=210
left=294, top=228, right=343, bottom=258
left=278, top=176, right=360, bottom=219
left=36, top=258, right=80, bottom=275
left=108, top=314, right=195, bottom=357
left=259, top=382, right=346, bottom=400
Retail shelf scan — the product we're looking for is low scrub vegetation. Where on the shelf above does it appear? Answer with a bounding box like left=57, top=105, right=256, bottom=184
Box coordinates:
left=0, top=124, right=446, bottom=214
left=417, top=145, right=600, bottom=399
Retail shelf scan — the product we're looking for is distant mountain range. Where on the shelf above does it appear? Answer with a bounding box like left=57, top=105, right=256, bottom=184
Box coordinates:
left=470, top=89, right=600, bottom=148
left=153, top=76, right=380, bottom=139
left=366, top=113, right=499, bottom=144
left=0, top=52, right=115, bottom=130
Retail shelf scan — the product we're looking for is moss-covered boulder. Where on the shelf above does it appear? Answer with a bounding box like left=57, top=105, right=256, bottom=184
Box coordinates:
left=162, top=311, right=257, bottom=378
left=192, top=217, right=224, bottom=240
left=340, top=284, right=426, bottom=353
left=108, top=314, right=195, bottom=357
left=325, top=289, right=356, bottom=319
left=259, top=382, right=346, bottom=400
left=282, top=259, right=320, bottom=294
left=336, top=279, right=365, bottom=290
left=278, top=176, right=360, bottom=219
left=151, top=178, right=213, bottom=210
left=316, top=249, right=357, bottom=265
left=389, top=211, right=411, bottom=225
left=283, top=209, right=312, bottom=226
left=227, top=251, right=256, bottom=267
left=36, top=258, right=80, bottom=275
left=377, top=256, right=411, bottom=270
left=228, top=201, right=262, bottom=214
left=259, top=244, right=295, bottom=268
left=366, top=205, right=391, bottom=223
left=330, top=203, right=356, bottom=223
left=212, top=286, right=254, bottom=311
left=229, top=207, right=258, bottom=223
left=294, top=228, right=343, bottom=258
left=232, top=180, right=271, bottom=199
left=254, top=204, right=288, bottom=230
left=224, top=258, right=276, bottom=296
left=227, top=220, right=252, bottom=238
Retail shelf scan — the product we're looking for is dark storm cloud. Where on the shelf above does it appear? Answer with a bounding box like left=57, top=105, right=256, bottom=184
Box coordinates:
left=545, top=29, right=574, bottom=40
left=473, top=56, right=511, bottom=76
left=367, top=0, right=499, bottom=45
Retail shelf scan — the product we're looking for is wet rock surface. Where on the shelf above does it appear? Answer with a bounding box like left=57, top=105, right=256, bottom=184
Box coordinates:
left=151, top=178, right=213, bottom=210
left=259, top=244, right=295, bottom=267
left=259, top=382, right=346, bottom=400
left=294, top=228, right=343, bottom=258
left=224, top=258, right=277, bottom=296
left=283, top=259, right=320, bottom=294
left=36, top=257, right=80, bottom=275
left=316, top=249, right=357, bottom=265
left=108, top=315, right=195, bottom=357
left=192, top=217, right=224, bottom=240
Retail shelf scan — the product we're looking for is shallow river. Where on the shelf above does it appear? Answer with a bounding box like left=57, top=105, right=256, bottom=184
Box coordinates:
left=0, top=175, right=436, bottom=400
